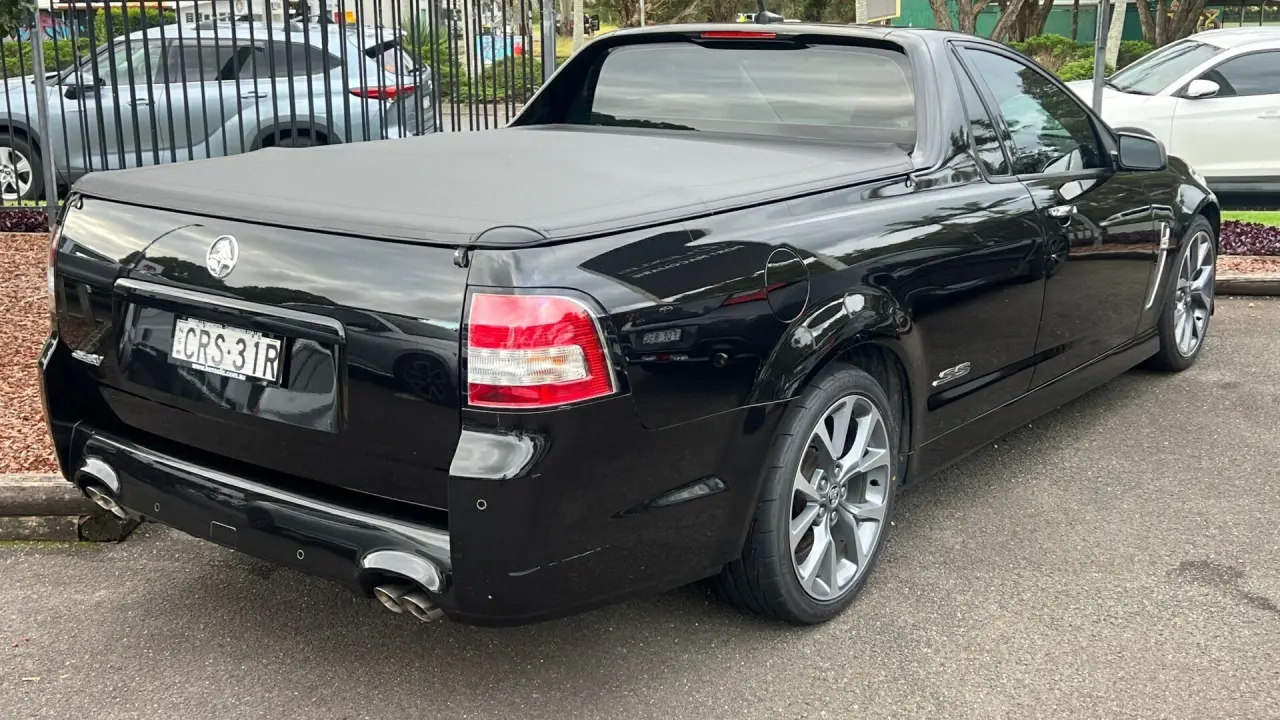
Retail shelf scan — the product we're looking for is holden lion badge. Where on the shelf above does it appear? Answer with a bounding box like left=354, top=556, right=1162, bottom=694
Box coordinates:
left=206, top=235, right=239, bottom=279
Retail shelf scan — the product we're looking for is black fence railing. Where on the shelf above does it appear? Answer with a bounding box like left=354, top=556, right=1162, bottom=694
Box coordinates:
left=2, top=0, right=551, bottom=210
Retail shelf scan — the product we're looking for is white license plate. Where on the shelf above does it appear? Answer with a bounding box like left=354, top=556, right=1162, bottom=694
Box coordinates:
left=170, top=316, right=284, bottom=384
left=642, top=329, right=682, bottom=345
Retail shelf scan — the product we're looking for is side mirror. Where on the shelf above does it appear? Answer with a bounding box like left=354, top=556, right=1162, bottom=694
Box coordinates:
left=62, top=72, right=103, bottom=100
left=1115, top=130, right=1168, bottom=171
left=1184, top=79, right=1220, bottom=99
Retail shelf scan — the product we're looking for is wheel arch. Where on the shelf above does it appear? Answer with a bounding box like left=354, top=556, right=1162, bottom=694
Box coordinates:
left=746, top=287, right=925, bottom=478
left=250, top=122, right=339, bottom=150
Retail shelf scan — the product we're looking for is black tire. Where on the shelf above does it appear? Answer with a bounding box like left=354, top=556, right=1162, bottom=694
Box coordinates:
left=273, top=135, right=315, bottom=149
left=1144, top=216, right=1216, bottom=372
left=712, top=362, right=901, bottom=625
left=0, top=134, right=43, bottom=203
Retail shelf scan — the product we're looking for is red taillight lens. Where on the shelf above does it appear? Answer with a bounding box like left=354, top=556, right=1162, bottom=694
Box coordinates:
left=350, top=85, right=414, bottom=100
left=466, top=293, right=616, bottom=409
left=700, top=31, right=777, bottom=39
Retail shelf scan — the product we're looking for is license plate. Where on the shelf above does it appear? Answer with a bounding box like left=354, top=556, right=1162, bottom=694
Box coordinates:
left=641, top=329, right=682, bottom=345
left=170, top=316, right=284, bottom=384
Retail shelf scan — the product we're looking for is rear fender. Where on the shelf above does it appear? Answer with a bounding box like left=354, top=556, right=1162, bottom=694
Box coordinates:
left=746, top=286, right=926, bottom=453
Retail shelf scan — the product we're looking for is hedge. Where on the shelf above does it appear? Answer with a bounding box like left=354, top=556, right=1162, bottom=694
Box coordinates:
left=2, top=38, right=92, bottom=76
left=1006, top=35, right=1154, bottom=80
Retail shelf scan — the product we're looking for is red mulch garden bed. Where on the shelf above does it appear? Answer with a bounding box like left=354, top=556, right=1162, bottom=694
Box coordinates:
left=1, top=232, right=56, bottom=474
left=1, top=218, right=1278, bottom=475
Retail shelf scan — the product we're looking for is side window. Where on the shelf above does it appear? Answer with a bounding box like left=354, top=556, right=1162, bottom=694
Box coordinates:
left=1199, top=51, right=1280, bottom=97
left=164, top=43, right=242, bottom=83
left=960, top=48, right=1107, bottom=176
left=92, top=41, right=164, bottom=85
left=952, top=53, right=1010, bottom=176
left=241, top=41, right=340, bottom=79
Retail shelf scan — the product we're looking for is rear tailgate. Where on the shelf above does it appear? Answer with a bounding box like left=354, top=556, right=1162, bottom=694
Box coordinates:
left=51, top=195, right=466, bottom=511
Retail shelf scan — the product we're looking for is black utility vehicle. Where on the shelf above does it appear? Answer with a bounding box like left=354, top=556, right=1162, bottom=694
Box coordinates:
left=40, top=22, right=1218, bottom=626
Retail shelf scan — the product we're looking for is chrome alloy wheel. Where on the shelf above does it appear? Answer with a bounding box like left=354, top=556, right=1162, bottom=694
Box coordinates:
left=0, top=146, right=32, bottom=201
left=1174, top=230, right=1214, bottom=358
left=790, top=394, right=891, bottom=601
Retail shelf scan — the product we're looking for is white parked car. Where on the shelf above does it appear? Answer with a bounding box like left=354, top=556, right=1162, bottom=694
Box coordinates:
left=1067, top=27, right=1280, bottom=194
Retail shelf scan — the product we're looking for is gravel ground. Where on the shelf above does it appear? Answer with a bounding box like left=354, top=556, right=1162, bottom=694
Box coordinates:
left=1220, top=256, right=1280, bottom=275
left=0, top=297, right=1277, bottom=720
left=0, top=233, right=54, bottom=474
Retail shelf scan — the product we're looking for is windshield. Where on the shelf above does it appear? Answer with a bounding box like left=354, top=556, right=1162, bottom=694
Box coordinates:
left=1109, top=39, right=1225, bottom=95
left=575, top=41, right=916, bottom=146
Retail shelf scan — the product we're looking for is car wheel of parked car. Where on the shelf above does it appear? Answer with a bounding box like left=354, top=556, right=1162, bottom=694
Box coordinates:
left=714, top=362, right=899, bottom=625
left=0, top=135, right=41, bottom=202
left=274, top=136, right=316, bottom=149
left=1146, top=216, right=1217, bottom=372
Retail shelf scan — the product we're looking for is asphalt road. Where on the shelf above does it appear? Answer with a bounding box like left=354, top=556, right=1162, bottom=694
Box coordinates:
left=3, top=298, right=1278, bottom=720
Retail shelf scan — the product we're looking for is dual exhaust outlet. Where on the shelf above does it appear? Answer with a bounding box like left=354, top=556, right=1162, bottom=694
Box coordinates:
left=373, top=583, right=445, bottom=622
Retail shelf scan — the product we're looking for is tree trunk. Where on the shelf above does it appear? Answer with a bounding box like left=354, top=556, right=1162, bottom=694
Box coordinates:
left=1106, top=0, right=1128, bottom=67
left=927, top=0, right=954, bottom=30
left=1071, top=0, right=1080, bottom=39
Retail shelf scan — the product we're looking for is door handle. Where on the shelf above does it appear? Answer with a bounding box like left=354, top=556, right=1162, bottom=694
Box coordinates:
left=240, top=91, right=268, bottom=99
left=130, top=99, right=150, bottom=107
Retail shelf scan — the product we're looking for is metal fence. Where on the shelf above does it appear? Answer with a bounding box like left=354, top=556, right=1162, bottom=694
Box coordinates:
left=2, top=0, right=558, bottom=213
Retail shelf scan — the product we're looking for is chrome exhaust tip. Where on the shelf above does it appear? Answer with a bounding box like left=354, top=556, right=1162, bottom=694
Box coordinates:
left=83, top=484, right=129, bottom=520
left=372, top=583, right=415, bottom=614
left=400, top=591, right=445, bottom=623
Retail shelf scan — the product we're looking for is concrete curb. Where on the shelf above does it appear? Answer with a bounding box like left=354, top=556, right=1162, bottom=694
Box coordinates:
left=0, top=474, right=138, bottom=542
left=1216, top=274, right=1280, bottom=296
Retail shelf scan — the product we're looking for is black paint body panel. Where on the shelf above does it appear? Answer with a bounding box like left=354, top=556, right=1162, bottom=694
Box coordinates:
left=39, top=24, right=1221, bottom=626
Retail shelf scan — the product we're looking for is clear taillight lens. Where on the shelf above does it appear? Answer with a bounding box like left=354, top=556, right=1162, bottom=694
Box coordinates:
left=466, top=293, right=616, bottom=409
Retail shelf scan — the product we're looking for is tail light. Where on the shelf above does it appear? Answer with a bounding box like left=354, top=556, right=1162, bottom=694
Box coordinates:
left=466, top=293, right=616, bottom=409
left=351, top=85, right=414, bottom=100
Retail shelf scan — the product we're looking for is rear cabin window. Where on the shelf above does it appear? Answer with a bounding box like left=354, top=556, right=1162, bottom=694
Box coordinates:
left=580, top=41, right=916, bottom=146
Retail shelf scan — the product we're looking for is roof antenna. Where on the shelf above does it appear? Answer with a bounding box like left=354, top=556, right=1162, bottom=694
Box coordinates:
left=754, top=0, right=785, bottom=24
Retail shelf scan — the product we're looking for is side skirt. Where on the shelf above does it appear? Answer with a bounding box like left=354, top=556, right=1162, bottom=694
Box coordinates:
left=906, top=330, right=1161, bottom=483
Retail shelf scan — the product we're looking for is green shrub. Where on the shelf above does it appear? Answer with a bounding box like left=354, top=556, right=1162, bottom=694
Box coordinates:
left=94, top=8, right=177, bottom=42
left=418, top=34, right=548, bottom=104
left=1057, top=58, right=1115, bottom=82
left=1, top=37, right=92, bottom=76
left=1008, top=34, right=1091, bottom=72
left=1116, top=40, right=1153, bottom=69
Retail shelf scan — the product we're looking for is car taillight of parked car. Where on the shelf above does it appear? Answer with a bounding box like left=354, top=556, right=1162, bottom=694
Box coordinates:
left=465, top=293, right=616, bottom=409
left=350, top=85, right=415, bottom=101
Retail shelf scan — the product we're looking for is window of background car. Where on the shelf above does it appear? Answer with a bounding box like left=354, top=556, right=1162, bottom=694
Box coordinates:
left=582, top=42, right=916, bottom=146
left=93, top=41, right=164, bottom=85
left=962, top=48, right=1105, bottom=176
left=1197, top=51, right=1280, bottom=97
left=1107, top=39, right=1225, bottom=95
left=164, top=43, right=242, bottom=83
left=239, top=40, right=341, bottom=79
left=953, top=55, right=1010, bottom=176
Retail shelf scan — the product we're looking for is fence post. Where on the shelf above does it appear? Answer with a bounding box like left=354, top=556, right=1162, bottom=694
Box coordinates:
left=27, top=6, right=59, bottom=223
left=540, top=0, right=555, bottom=82
left=1091, top=0, right=1110, bottom=113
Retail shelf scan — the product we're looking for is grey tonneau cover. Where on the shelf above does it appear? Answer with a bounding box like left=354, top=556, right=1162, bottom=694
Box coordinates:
left=72, top=125, right=913, bottom=246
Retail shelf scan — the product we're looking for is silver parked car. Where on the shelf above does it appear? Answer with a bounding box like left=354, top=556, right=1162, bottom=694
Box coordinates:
left=0, top=19, right=434, bottom=201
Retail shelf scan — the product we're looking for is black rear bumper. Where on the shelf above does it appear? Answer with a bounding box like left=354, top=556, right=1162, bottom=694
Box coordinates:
left=72, top=429, right=453, bottom=599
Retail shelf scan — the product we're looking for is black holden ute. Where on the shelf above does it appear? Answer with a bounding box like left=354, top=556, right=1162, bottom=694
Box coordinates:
left=39, top=22, right=1220, bottom=626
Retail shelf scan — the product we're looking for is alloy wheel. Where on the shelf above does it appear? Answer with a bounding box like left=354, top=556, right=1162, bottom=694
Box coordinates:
left=0, top=146, right=32, bottom=201
left=790, top=394, right=891, bottom=602
left=1173, top=230, right=1214, bottom=358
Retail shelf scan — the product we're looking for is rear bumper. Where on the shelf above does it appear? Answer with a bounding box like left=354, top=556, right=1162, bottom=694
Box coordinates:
left=71, top=428, right=452, bottom=598
left=40, top=335, right=787, bottom=626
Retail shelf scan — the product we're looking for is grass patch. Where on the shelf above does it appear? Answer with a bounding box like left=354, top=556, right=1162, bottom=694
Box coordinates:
left=1223, top=210, right=1280, bottom=227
